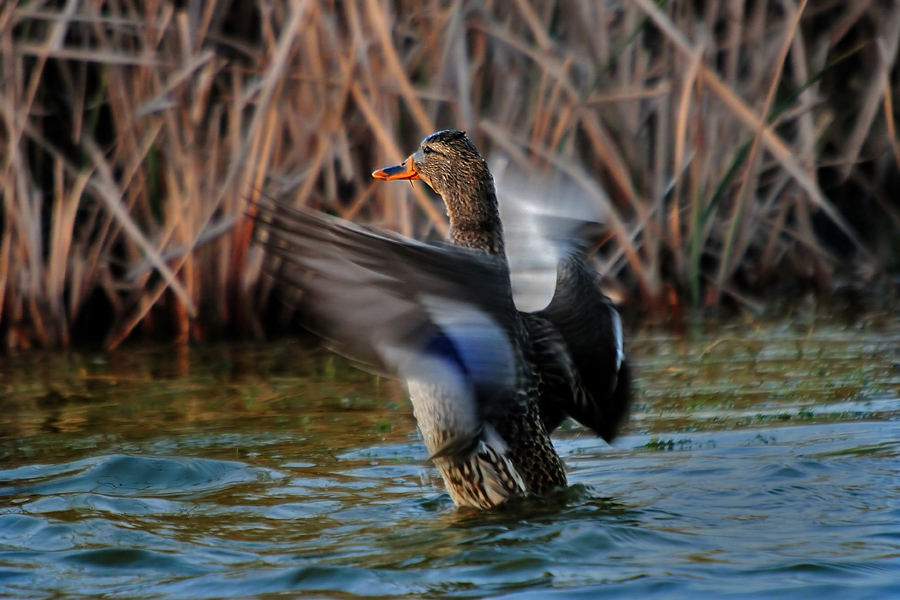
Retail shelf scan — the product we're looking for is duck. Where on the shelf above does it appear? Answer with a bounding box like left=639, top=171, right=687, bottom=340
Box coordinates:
left=256, top=130, right=630, bottom=509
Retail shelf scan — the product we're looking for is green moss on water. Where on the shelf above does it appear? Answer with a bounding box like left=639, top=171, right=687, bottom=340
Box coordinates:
left=797, top=408, right=815, bottom=419
left=642, top=437, right=695, bottom=451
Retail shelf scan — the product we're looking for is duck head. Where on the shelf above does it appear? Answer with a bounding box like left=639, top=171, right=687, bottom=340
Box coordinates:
left=372, top=130, right=504, bottom=255
left=372, top=130, right=482, bottom=196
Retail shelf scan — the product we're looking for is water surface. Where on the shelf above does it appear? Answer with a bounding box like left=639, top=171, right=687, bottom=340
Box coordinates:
left=1, top=318, right=899, bottom=599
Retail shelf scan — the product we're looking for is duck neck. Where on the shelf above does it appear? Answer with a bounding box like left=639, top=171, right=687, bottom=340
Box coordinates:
left=441, top=168, right=506, bottom=259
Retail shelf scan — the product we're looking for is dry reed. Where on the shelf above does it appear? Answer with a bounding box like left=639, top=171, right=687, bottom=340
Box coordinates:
left=0, top=0, right=897, bottom=348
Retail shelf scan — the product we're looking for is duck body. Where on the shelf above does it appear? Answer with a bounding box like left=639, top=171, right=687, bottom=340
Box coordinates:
left=257, top=130, right=629, bottom=509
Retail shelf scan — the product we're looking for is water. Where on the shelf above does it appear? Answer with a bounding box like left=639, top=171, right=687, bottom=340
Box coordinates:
left=1, top=319, right=899, bottom=599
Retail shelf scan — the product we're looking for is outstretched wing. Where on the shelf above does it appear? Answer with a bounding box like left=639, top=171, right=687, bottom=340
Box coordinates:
left=490, top=159, right=630, bottom=442
left=253, top=200, right=523, bottom=457
left=534, top=254, right=630, bottom=442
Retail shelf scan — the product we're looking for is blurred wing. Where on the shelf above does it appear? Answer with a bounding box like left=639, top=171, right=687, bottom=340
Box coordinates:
left=254, top=200, right=523, bottom=455
left=492, top=155, right=610, bottom=312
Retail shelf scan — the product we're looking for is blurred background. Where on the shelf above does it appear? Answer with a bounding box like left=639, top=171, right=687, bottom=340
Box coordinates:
left=2, top=0, right=899, bottom=349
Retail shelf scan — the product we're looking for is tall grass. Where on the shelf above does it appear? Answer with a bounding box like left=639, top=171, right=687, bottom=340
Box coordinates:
left=1, top=1, right=897, bottom=348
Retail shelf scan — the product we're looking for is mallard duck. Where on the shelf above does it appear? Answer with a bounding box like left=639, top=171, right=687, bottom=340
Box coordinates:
left=256, top=130, right=630, bottom=509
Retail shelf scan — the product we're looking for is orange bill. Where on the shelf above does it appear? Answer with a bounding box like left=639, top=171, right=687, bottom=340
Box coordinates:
left=372, top=155, right=419, bottom=181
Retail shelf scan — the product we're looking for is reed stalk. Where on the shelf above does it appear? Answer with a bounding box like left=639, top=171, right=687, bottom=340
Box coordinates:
left=0, top=1, right=896, bottom=348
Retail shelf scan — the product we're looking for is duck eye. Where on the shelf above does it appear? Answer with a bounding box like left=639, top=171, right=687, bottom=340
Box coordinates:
left=422, top=145, right=434, bottom=155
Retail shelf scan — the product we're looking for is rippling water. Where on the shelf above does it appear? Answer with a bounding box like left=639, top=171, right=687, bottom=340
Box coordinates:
left=1, top=319, right=899, bottom=599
